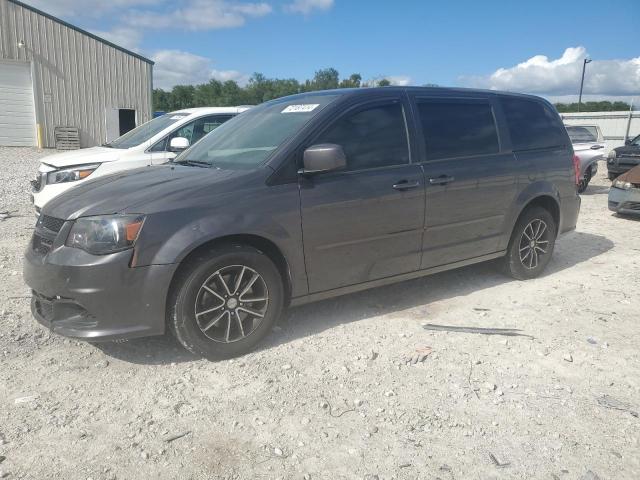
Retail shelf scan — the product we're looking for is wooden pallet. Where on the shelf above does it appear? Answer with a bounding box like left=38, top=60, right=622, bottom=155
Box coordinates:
left=54, top=126, right=80, bottom=150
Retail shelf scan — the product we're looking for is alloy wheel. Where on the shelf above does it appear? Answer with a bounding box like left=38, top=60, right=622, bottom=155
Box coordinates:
left=194, top=265, right=269, bottom=343
left=518, top=219, right=549, bottom=269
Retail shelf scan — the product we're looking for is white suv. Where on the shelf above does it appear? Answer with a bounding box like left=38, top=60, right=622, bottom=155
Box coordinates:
left=31, top=106, right=250, bottom=212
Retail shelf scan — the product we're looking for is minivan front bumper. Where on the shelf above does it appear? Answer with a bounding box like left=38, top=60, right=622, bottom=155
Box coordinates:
left=24, top=239, right=177, bottom=341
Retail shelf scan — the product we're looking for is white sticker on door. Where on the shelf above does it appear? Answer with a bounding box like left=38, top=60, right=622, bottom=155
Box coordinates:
left=281, top=104, right=320, bottom=113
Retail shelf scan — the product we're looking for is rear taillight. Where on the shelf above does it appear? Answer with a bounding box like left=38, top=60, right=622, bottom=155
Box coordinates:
left=572, top=154, right=580, bottom=185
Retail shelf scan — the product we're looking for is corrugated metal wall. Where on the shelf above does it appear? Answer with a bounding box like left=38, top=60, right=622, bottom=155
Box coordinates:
left=561, top=111, right=640, bottom=152
left=0, top=0, right=153, bottom=148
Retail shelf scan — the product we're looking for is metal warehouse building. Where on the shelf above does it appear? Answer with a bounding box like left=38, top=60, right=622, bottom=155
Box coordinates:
left=0, top=0, right=153, bottom=148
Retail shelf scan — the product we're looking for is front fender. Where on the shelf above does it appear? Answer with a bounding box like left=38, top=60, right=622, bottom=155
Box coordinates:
left=132, top=183, right=308, bottom=297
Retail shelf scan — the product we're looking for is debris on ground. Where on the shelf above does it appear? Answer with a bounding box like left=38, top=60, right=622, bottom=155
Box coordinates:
left=0, top=211, right=21, bottom=222
left=580, top=471, right=601, bottom=480
left=422, top=323, right=533, bottom=338
left=13, top=395, right=37, bottom=404
left=596, top=395, right=639, bottom=417
left=405, top=346, right=433, bottom=364
left=162, top=431, right=191, bottom=443
left=489, top=452, right=510, bottom=468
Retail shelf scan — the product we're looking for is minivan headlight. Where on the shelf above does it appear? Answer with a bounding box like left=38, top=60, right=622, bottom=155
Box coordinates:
left=607, top=150, right=616, bottom=159
left=613, top=179, right=632, bottom=190
left=47, top=164, right=100, bottom=184
left=66, top=215, right=145, bottom=255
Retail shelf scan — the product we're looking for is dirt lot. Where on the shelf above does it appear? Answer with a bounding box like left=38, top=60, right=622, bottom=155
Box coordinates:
left=0, top=147, right=638, bottom=480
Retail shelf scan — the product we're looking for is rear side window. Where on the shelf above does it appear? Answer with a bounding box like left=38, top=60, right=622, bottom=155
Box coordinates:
left=416, top=100, right=499, bottom=159
left=501, top=97, right=566, bottom=151
left=315, top=102, right=409, bottom=171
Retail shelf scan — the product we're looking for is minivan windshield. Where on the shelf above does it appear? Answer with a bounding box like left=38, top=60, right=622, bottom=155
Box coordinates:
left=178, top=94, right=341, bottom=169
left=566, top=126, right=598, bottom=143
left=105, top=113, right=190, bottom=149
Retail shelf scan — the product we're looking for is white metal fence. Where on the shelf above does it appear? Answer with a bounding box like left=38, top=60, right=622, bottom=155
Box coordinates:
left=561, top=111, right=639, bottom=152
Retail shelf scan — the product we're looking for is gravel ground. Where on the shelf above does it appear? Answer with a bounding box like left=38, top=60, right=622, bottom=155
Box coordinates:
left=0, top=146, right=639, bottom=480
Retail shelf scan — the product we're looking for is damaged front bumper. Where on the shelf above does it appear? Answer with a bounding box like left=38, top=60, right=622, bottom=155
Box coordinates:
left=23, top=222, right=178, bottom=341
left=608, top=186, right=640, bottom=216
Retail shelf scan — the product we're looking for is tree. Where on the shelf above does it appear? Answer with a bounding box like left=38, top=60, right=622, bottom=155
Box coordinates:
left=305, top=68, right=340, bottom=91
left=168, top=85, right=196, bottom=110
left=554, top=101, right=631, bottom=113
left=152, top=89, right=171, bottom=112
left=377, top=78, right=391, bottom=87
left=194, top=79, right=223, bottom=106
left=152, top=68, right=370, bottom=110
left=339, top=73, right=362, bottom=88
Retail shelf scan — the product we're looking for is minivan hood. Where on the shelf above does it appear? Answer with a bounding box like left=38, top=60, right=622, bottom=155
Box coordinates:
left=43, top=164, right=252, bottom=220
left=41, top=146, right=125, bottom=168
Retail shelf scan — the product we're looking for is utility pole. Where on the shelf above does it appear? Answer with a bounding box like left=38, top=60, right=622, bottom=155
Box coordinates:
left=624, top=99, right=634, bottom=144
left=578, top=58, right=592, bottom=112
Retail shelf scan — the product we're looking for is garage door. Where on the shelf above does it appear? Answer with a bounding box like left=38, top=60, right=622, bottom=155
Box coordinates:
left=0, top=62, right=37, bottom=146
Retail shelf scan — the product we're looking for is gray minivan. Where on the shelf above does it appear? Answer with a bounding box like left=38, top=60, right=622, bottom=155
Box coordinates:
left=24, top=87, right=581, bottom=359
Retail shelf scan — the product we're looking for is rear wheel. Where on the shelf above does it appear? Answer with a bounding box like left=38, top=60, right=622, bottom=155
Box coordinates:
left=578, top=166, right=592, bottom=193
left=502, top=206, right=557, bottom=280
left=169, top=245, right=283, bottom=359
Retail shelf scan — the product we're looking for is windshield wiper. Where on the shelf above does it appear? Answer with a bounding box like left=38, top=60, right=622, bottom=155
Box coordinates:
left=101, top=143, right=114, bottom=148
left=172, top=159, right=211, bottom=168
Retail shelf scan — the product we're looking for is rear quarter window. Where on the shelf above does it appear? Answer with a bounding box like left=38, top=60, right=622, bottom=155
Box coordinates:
left=501, top=97, right=567, bottom=151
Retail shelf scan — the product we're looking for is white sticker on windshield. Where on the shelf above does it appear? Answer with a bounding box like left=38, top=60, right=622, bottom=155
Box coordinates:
left=281, top=104, right=320, bottom=113
left=170, top=115, right=188, bottom=120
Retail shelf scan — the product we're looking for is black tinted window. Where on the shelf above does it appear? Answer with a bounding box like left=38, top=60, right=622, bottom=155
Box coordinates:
left=315, top=102, right=409, bottom=170
left=417, top=101, right=499, bottom=159
left=501, top=97, right=566, bottom=150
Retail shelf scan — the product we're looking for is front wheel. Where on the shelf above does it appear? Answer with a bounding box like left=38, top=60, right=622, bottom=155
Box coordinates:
left=168, top=245, right=284, bottom=360
left=502, top=206, right=557, bottom=280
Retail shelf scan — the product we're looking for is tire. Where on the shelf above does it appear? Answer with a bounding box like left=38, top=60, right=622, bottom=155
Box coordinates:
left=577, top=166, right=591, bottom=193
left=168, top=244, right=284, bottom=360
left=502, top=206, right=557, bottom=280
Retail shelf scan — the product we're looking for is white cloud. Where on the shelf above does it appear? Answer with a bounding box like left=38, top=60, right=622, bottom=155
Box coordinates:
left=26, top=0, right=159, bottom=17
left=385, top=75, right=411, bottom=86
left=152, top=50, right=249, bottom=89
left=367, top=75, right=412, bottom=86
left=463, top=47, right=640, bottom=98
left=129, top=0, right=272, bottom=30
left=91, top=27, right=143, bottom=51
left=284, top=0, right=334, bottom=14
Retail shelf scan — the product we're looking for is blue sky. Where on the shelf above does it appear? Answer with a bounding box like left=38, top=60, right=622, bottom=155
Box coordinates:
left=29, top=0, right=640, bottom=101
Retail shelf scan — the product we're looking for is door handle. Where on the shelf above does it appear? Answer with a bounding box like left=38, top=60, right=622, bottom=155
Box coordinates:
left=392, top=180, right=420, bottom=191
left=429, top=175, right=455, bottom=185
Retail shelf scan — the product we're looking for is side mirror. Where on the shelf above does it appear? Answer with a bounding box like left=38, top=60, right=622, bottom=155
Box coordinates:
left=300, top=144, right=347, bottom=174
left=169, top=137, right=190, bottom=152
left=625, top=139, right=632, bottom=146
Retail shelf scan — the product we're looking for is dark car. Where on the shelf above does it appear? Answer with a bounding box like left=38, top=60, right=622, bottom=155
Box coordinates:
left=23, top=87, right=581, bottom=359
left=607, top=134, right=640, bottom=180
